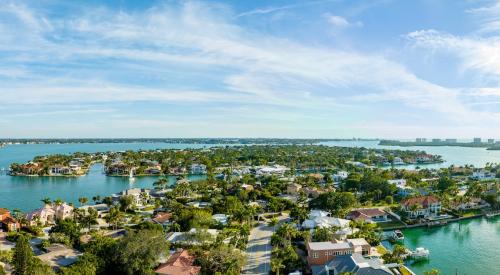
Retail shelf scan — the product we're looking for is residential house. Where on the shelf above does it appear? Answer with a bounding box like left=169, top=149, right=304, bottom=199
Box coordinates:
left=392, top=157, right=405, bottom=165
left=26, top=203, right=74, bottom=225
left=155, top=249, right=201, bottom=275
left=388, top=179, right=414, bottom=197
left=212, top=214, right=229, bottom=225
left=416, top=154, right=433, bottom=163
left=49, top=165, right=71, bottom=175
left=152, top=212, right=172, bottom=229
left=119, top=188, right=150, bottom=206
left=190, top=164, right=207, bottom=175
left=302, top=211, right=353, bottom=240
left=471, top=169, right=497, bottom=181
left=304, top=186, right=324, bottom=198
left=451, top=197, right=490, bottom=211
left=166, top=228, right=219, bottom=245
left=144, top=161, right=162, bottom=175
left=346, top=208, right=389, bottom=223
left=311, top=253, right=393, bottom=275
left=37, top=244, right=81, bottom=271
left=241, top=184, right=254, bottom=191
left=287, top=183, right=302, bottom=195
left=307, top=238, right=371, bottom=266
left=255, top=165, right=289, bottom=177
left=333, top=171, right=349, bottom=183
left=0, top=208, right=20, bottom=232
left=400, top=195, right=441, bottom=219
left=107, top=161, right=129, bottom=175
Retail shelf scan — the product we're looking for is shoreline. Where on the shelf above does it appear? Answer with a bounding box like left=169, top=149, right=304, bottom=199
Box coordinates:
left=381, top=213, right=489, bottom=231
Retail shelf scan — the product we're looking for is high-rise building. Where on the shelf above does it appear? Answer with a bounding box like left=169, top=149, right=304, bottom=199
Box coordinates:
left=473, top=138, right=482, bottom=143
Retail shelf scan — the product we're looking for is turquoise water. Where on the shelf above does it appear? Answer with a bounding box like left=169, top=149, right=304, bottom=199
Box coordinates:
left=0, top=143, right=214, bottom=212
left=321, top=140, right=500, bottom=168
left=394, top=216, right=500, bottom=275
left=1, top=141, right=499, bottom=212
left=1, top=141, right=500, bottom=273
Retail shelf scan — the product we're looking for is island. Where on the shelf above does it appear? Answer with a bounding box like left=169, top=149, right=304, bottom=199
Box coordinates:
left=8, top=145, right=443, bottom=177
left=380, top=139, right=500, bottom=150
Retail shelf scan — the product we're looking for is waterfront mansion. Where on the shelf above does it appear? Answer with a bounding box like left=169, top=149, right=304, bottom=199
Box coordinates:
left=400, top=195, right=441, bottom=219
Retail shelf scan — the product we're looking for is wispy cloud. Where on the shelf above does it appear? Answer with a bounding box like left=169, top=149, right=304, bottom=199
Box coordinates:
left=324, top=13, right=363, bottom=28
left=0, top=0, right=499, bottom=137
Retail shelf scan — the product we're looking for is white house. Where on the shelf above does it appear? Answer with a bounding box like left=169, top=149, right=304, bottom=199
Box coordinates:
left=392, top=157, right=405, bottom=165
left=333, top=171, right=349, bottom=182
left=388, top=179, right=414, bottom=197
left=190, top=164, right=207, bottom=174
left=212, top=214, right=229, bottom=225
left=471, top=169, right=497, bottom=181
left=302, top=210, right=353, bottom=240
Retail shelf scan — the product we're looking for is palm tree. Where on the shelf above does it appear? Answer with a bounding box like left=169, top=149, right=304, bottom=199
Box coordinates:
left=41, top=197, right=51, bottom=205
left=53, top=198, right=63, bottom=206
left=271, top=257, right=285, bottom=275
left=92, top=195, right=101, bottom=204
left=81, top=208, right=98, bottom=234
left=78, top=197, right=88, bottom=207
left=105, top=206, right=124, bottom=230
left=153, top=177, right=168, bottom=190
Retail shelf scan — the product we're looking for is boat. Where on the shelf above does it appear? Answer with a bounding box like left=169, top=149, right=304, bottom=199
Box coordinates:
left=129, top=168, right=135, bottom=181
left=410, top=247, right=430, bottom=260
left=486, top=212, right=500, bottom=218
left=391, top=230, right=404, bottom=242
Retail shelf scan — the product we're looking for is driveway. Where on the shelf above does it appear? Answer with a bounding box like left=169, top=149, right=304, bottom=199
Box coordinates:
left=243, top=222, right=274, bottom=275
left=243, top=213, right=289, bottom=275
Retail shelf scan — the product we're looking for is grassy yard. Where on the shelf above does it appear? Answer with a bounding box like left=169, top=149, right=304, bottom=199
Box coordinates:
left=377, top=220, right=406, bottom=229
left=376, top=245, right=388, bottom=255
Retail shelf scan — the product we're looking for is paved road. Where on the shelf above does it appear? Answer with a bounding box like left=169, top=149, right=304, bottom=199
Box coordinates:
left=243, top=222, right=274, bottom=275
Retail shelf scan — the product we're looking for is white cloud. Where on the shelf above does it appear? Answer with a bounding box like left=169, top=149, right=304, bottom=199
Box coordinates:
left=0, top=0, right=498, bottom=137
left=325, top=14, right=363, bottom=27
left=406, top=29, right=500, bottom=83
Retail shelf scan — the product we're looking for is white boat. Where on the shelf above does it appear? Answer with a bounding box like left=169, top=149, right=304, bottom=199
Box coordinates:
left=410, top=247, right=430, bottom=259
left=129, top=169, right=135, bottom=181
left=391, top=230, right=404, bottom=242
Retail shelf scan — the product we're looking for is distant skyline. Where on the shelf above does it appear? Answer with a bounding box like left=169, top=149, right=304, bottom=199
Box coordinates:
left=1, top=0, right=500, bottom=138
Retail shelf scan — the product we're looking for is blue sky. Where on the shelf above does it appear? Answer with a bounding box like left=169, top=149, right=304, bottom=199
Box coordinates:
left=1, top=0, right=500, bottom=138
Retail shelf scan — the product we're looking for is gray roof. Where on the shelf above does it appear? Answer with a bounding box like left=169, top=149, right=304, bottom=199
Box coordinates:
left=312, top=253, right=393, bottom=275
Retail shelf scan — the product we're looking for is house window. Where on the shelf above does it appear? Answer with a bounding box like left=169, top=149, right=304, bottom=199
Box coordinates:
left=313, top=252, right=318, bottom=258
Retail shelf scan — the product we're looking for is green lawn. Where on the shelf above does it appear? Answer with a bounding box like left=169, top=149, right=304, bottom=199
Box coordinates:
left=377, top=220, right=406, bottom=229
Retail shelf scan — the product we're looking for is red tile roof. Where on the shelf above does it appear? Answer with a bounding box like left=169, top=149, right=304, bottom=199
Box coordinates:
left=0, top=208, right=9, bottom=215
left=153, top=212, right=172, bottom=224
left=348, top=208, right=386, bottom=219
left=155, top=250, right=200, bottom=275
left=401, top=195, right=440, bottom=208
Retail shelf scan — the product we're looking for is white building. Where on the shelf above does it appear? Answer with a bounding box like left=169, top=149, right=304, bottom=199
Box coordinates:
left=333, top=171, right=349, bottom=182
left=212, top=214, right=229, bottom=225
left=302, top=210, right=353, bottom=240
left=255, top=165, right=289, bottom=177
left=190, top=164, right=207, bottom=174
left=388, top=179, right=414, bottom=197
left=471, top=169, right=497, bottom=181
left=392, top=157, right=405, bottom=165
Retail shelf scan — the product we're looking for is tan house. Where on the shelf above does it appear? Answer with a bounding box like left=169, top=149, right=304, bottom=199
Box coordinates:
left=287, top=183, right=302, bottom=195
left=307, top=238, right=371, bottom=265
left=26, top=203, right=74, bottom=225
left=401, top=195, right=441, bottom=219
